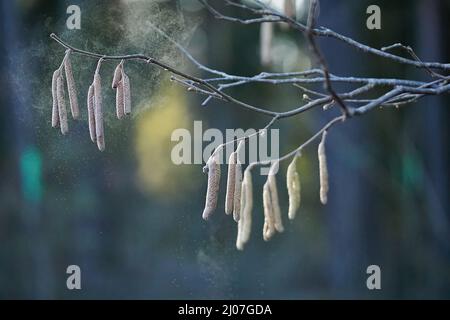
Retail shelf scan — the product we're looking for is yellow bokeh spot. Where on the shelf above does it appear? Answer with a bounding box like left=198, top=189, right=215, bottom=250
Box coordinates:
left=134, top=83, right=195, bottom=200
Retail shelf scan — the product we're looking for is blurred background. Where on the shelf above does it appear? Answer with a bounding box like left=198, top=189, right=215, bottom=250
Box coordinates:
left=0, top=0, right=449, bottom=299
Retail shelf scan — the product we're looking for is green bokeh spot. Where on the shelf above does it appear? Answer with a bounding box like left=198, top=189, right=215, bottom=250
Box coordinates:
left=20, top=146, right=43, bottom=204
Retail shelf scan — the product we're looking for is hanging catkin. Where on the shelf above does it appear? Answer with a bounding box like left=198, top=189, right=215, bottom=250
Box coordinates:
left=225, top=151, right=237, bottom=215
left=236, top=169, right=253, bottom=250
left=64, top=52, right=80, bottom=120
left=268, top=166, right=284, bottom=233
left=318, top=131, right=329, bottom=204
left=202, top=151, right=221, bottom=220
left=87, top=84, right=96, bottom=143
left=111, top=61, right=123, bottom=89
left=233, top=141, right=244, bottom=222
left=122, top=70, right=131, bottom=115
left=51, top=70, right=60, bottom=128
left=263, top=181, right=275, bottom=241
left=56, top=72, right=68, bottom=135
left=116, top=80, right=125, bottom=120
left=287, top=156, right=301, bottom=220
left=233, top=161, right=242, bottom=222
left=93, top=70, right=105, bottom=151
left=260, top=22, right=273, bottom=66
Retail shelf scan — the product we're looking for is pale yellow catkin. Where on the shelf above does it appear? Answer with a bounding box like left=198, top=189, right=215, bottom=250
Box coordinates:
left=233, top=162, right=242, bottom=222
left=318, top=131, right=329, bottom=205
left=287, top=156, right=301, bottom=220
left=111, top=62, right=123, bottom=89
left=263, top=181, right=275, bottom=241
left=202, top=152, right=221, bottom=220
left=236, top=184, right=245, bottom=250
left=64, top=54, right=80, bottom=120
left=236, top=169, right=253, bottom=250
left=51, top=70, right=60, bottom=128
left=87, top=84, right=96, bottom=143
left=268, top=173, right=284, bottom=233
left=116, top=80, right=125, bottom=120
left=225, top=151, right=236, bottom=215
left=56, top=72, right=68, bottom=135
left=93, top=72, right=105, bottom=151
left=122, top=71, right=131, bottom=115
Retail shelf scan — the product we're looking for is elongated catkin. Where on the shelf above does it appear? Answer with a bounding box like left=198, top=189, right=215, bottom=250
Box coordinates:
left=112, top=61, right=123, bottom=89
left=122, top=71, right=131, bottom=115
left=56, top=72, right=68, bottom=135
left=287, top=156, right=301, bottom=220
left=233, top=162, right=242, bottom=222
left=268, top=173, right=284, bottom=233
left=87, top=84, right=96, bottom=143
left=241, top=170, right=253, bottom=243
left=116, top=80, right=125, bottom=120
left=93, top=72, right=105, bottom=151
left=51, top=70, right=60, bottom=128
left=64, top=54, right=80, bottom=120
left=284, top=0, right=296, bottom=18
left=263, top=181, right=275, bottom=241
left=236, top=169, right=253, bottom=250
left=318, top=131, right=329, bottom=204
left=260, top=22, right=273, bottom=66
left=202, top=152, right=221, bottom=220
left=225, top=151, right=236, bottom=215
left=236, top=185, right=245, bottom=250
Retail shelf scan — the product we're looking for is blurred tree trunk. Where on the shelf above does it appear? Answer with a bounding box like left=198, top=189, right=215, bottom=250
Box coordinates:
left=414, top=0, right=450, bottom=295
left=416, top=0, right=449, bottom=250
left=0, top=0, right=53, bottom=299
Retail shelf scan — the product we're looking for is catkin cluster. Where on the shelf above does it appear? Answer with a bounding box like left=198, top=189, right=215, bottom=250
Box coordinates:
left=201, top=130, right=332, bottom=250
left=52, top=55, right=133, bottom=151
left=51, top=50, right=80, bottom=135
